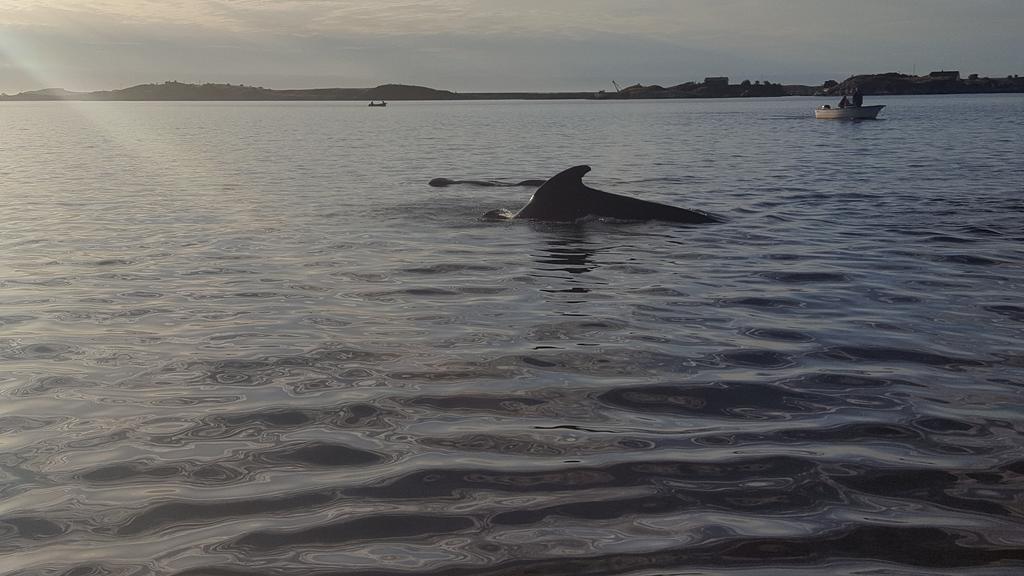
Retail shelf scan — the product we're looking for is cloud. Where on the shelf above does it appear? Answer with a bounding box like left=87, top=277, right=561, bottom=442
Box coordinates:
left=1, top=0, right=1021, bottom=92
left=6, top=0, right=1005, bottom=39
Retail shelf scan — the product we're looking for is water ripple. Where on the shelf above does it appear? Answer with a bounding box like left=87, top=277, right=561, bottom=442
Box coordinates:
left=2, top=97, right=1022, bottom=575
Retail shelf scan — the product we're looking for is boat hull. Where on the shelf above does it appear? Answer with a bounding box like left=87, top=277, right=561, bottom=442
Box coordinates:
left=815, top=104, right=884, bottom=119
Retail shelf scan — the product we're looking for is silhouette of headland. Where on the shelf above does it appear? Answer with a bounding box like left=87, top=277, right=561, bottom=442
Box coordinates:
left=2, top=72, right=1021, bottom=101
left=820, top=72, right=1024, bottom=96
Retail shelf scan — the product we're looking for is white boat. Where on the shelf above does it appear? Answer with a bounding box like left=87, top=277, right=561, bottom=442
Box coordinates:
left=815, top=104, right=885, bottom=120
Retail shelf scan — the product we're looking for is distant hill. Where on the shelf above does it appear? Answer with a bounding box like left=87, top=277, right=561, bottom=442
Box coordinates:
left=823, top=72, right=1024, bottom=96
left=595, top=80, right=791, bottom=99
left=0, top=81, right=459, bottom=101
left=3, top=74, right=1021, bottom=102
left=3, top=88, right=84, bottom=99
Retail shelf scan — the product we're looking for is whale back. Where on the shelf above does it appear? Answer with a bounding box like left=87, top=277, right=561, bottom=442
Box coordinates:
left=514, top=165, right=721, bottom=224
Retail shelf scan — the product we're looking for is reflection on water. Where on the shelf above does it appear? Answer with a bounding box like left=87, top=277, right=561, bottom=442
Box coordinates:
left=0, top=96, right=1023, bottom=575
left=532, top=227, right=601, bottom=303
left=533, top=227, right=599, bottom=276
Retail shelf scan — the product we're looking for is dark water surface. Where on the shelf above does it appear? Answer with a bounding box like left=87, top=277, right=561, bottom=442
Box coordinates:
left=1, top=95, right=1023, bottom=575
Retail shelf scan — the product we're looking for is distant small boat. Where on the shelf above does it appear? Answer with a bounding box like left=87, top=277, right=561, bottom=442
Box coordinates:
left=368, top=101, right=387, bottom=107
left=815, top=104, right=884, bottom=120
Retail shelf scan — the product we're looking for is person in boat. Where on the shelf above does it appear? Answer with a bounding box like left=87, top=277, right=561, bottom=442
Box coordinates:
left=851, top=88, right=863, bottom=107
left=838, top=95, right=849, bottom=108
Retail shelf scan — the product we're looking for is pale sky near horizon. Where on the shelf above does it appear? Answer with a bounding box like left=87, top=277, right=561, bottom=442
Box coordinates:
left=1, top=0, right=1021, bottom=93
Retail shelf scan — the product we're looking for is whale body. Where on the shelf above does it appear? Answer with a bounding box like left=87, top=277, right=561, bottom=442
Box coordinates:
left=492, top=165, right=721, bottom=224
left=429, top=178, right=546, bottom=188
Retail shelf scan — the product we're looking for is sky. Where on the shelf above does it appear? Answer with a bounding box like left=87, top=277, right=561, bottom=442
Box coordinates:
left=1, top=0, right=1021, bottom=93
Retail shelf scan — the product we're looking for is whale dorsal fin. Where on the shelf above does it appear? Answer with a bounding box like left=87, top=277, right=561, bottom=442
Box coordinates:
left=514, top=165, right=593, bottom=220
left=537, top=165, right=591, bottom=196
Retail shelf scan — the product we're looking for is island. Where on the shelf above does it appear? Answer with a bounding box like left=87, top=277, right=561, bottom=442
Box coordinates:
left=0, top=82, right=464, bottom=102
left=821, top=71, right=1024, bottom=96
left=2, top=72, right=1021, bottom=102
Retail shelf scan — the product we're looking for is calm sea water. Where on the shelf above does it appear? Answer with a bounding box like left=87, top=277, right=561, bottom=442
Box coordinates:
left=1, top=95, right=1023, bottom=575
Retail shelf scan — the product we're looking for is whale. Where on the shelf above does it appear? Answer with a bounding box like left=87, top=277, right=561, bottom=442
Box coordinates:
left=429, top=178, right=546, bottom=188
left=485, top=165, right=722, bottom=224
